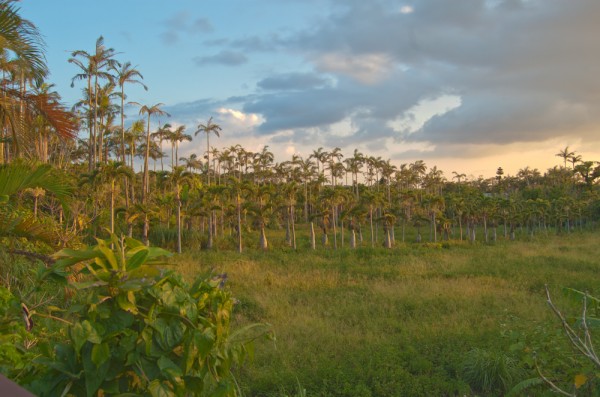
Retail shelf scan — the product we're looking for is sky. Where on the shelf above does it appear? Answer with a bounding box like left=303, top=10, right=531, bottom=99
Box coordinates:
left=19, top=0, right=600, bottom=178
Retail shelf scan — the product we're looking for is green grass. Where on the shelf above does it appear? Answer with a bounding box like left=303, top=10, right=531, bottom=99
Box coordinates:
left=174, top=230, right=600, bottom=396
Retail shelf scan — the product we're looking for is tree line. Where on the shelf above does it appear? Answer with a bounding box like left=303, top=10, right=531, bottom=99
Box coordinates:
left=1, top=2, right=600, bottom=260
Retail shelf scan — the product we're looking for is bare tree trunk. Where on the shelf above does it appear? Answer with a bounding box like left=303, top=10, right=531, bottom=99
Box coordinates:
left=370, top=208, right=374, bottom=248
left=143, top=214, right=149, bottom=246
left=291, top=205, right=297, bottom=250
left=237, top=199, right=243, bottom=253
left=309, top=221, right=316, bottom=250
left=483, top=216, right=489, bottom=243
left=259, top=225, right=268, bottom=250
left=332, top=206, right=338, bottom=249
left=383, top=228, right=392, bottom=248
left=350, top=229, right=356, bottom=248
left=206, top=213, right=213, bottom=249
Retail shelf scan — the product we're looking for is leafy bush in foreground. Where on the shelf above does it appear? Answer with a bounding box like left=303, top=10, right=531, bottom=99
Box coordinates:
left=14, top=235, right=270, bottom=397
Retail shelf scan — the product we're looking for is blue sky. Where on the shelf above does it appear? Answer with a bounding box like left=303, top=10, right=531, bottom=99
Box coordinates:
left=20, top=0, right=600, bottom=177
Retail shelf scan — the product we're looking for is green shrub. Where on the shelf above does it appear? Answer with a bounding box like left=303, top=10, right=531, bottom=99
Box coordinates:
left=24, top=235, right=270, bottom=397
left=461, top=348, right=524, bottom=395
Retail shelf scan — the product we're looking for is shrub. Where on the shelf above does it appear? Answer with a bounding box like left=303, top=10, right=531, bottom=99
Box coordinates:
left=25, top=235, right=270, bottom=397
left=461, top=348, right=524, bottom=395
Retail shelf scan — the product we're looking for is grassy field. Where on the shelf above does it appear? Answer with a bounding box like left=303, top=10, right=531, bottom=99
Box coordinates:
left=175, top=230, right=600, bottom=396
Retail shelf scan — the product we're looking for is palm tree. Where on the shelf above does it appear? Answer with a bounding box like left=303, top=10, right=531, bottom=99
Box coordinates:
left=69, top=36, right=119, bottom=170
left=0, top=162, right=72, bottom=251
left=113, top=62, right=147, bottom=165
left=556, top=146, right=575, bottom=169
left=94, top=81, right=119, bottom=163
left=226, top=176, right=250, bottom=253
left=310, top=147, right=328, bottom=180
left=195, top=117, right=221, bottom=185
left=169, top=125, right=192, bottom=168
left=569, top=154, right=582, bottom=170
left=169, top=166, right=192, bottom=253
left=99, top=160, right=133, bottom=233
left=0, top=2, right=47, bottom=80
left=151, top=123, right=171, bottom=171
left=131, top=102, right=169, bottom=203
left=179, top=153, right=202, bottom=173
left=281, top=181, right=299, bottom=249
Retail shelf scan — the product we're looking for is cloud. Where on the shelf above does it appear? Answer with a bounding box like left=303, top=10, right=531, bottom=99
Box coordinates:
left=217, top=107, right=263, bottom=127
left=162, top=11, right=214, bottom=44
left=193, top=51, right=248, bottom=66
left=257, top=72, right=329, bottom=91
left=160, top=0, right=600, bottom=169
left=236, top=0, right=600, bottom=156
left=313, top=52, right=394, bottom=84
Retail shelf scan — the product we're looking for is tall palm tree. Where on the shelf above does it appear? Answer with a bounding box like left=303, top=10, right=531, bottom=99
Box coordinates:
left=555, top=146, right=575, bottom=169
left=151, top=123, right=171, bottom=171
left=169, top=125, right=192, bottom=168
left=113, top=62, right=147, bottom=165
left=0, top=5, right=76, bottom=163
left=131, top=102, right=169, bottom=203
left=169, top=166, right=192, bottom=253
left=195, top=116, right=221, bottom=185
left=69, top=36, right=119, bottom=170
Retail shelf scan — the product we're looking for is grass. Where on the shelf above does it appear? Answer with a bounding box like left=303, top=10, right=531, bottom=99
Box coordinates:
left=174, top=229, right=600, bottom=396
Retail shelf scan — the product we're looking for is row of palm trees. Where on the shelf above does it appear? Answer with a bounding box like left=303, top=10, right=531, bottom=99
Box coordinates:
left=2, top=5, right=600, bottom=258
left=68, top=154, right=597, bottom=253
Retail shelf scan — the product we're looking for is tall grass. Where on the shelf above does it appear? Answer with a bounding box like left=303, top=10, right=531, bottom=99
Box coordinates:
left=174, top=230, right=600, bottom=396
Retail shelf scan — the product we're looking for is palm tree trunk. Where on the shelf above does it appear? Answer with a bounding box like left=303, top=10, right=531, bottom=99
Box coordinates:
left=370, top=207, right=374, bottom=248
left=237, top=197, right=242, bottom=253
left=384, top=228, right=392, bottom=248
left=206, top=214, right=213, bottom=249
left=143, top=213, right=149, bottom=246
left=259, top=225, right=268, bottom=250
left=142, top=115, right=151, bottom=203
left=176, top=191, right=182, bottom=254
left=484, top=216, right=489, bottom=243
left=110, top=179, right=115, bottom=234
left=206, top=133, right=210, bottom=185
left=332, top=205, right=337, bottom=249
left=309, top=221, right=316, bottom=249
left=291, top=205, right=297, bottom=250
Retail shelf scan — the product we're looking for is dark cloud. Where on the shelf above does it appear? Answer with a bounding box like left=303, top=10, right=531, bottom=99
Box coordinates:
left=193, top=51, right=248, bottom=66
left=163, top=98, right=217, bottom=126
left=231, top=36, right=277, bottom=52
left=158, top=0, right=600, bottom=163
left=257, top=72, right=329, bottom=91
left=238, top=0, right=600, bottom=153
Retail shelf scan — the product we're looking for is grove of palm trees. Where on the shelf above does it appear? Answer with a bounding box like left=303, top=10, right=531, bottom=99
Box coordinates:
left=2, top=2, right=600, bottom=396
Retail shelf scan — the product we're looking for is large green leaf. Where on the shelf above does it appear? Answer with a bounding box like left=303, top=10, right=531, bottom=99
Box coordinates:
left=91, top=342, right=110, bottom=367
left=148, top=380, right=176, bottom=397
left=157, top=356, right=183, bottom=385
left=126, top=248, right=149, bottom=272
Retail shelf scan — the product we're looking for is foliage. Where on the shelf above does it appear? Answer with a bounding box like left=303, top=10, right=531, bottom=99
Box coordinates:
left=0, top=286, right=34, bottom=378
left=461, top=348, right=524, bottom=395
left=24, top=235, right=270, bottom=397
left=529, top=287, right=600, bottom=396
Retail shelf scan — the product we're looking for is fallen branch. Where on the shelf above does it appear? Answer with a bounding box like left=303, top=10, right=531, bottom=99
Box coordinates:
left=8, top=249, right=55, bottom=266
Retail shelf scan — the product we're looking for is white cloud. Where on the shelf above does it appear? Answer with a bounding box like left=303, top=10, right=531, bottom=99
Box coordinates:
left=388, top=95, right=462, bottom=134
left=216, top=107, right=263, bottom=127
left=399, top=5, right=414, bottom=14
